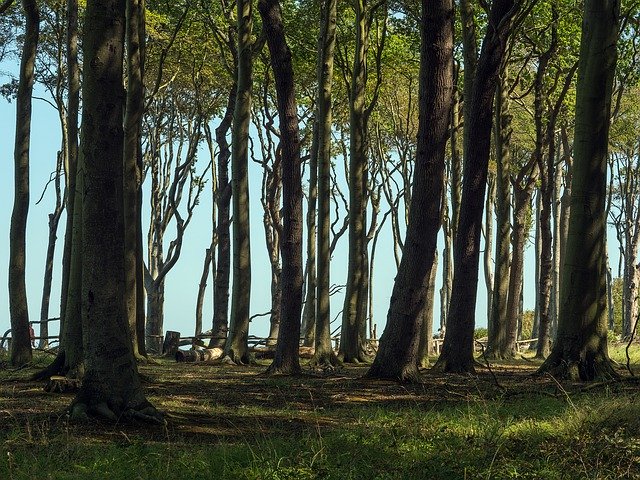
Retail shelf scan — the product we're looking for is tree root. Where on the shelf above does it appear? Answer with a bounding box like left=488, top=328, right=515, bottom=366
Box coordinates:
left=70, top=400, right=164, bottom=425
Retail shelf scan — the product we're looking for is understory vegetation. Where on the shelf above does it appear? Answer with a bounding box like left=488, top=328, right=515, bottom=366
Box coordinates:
left=2, top=347, right=640, bottom=480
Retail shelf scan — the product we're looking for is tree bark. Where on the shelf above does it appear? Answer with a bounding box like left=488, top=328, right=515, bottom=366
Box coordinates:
left=9, top=0, right=39, bottom=367
left=437, top=0, right=520, bottom=373
left=367, top=0, right=453, bottom=382
left=71, top=0, right=159, bottom=422
left=259, top=0, right=304, bottom=375
left=124, top=0, right=145, bottom=359
left=312, top=0, right=339, bottom=367
left=210, top=85, right=236, bottom=348
left=226, top=0, right=254, bottom=365
left=538, top=0, right=620, bottom=381
left=487, top=75, right=512, bottom=358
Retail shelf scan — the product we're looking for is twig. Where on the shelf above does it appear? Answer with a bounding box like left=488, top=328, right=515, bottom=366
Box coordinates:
left=475, top=340, right=504, bottom=391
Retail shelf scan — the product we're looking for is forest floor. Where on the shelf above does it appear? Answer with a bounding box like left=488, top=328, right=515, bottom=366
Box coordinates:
left=1, top=345, right=640, bottom=479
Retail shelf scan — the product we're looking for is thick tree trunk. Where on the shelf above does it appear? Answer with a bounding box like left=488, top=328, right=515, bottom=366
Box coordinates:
left=487, top=76, right=512, bottom=358
left=259, top=0, right=304, bottom=375
left=538, top=0, right=620, bottom=381
left=9, top=0, right=39, bottom=366
left=437, top=0, right=520, bottom=373
left=225, top=0, right=254, bottom=365
left=71, top=0, right=159, bottom=422
left=312, top=0, right=339, bottom=367
left=367, top=0, right=453, bottom=382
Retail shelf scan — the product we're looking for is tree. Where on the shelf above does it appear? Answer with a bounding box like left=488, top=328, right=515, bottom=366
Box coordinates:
left=538, top=0, right=620, bottom=381
left=9, top=0, right=39, bottom=367
left=366, top=0, right=453, bottom=382
left=258, top=0, right=304, bottom=375
left=70, top=0, right=160, bottom=422
left=436, top=0, right=523, bottom=373
left=225, top=0, right=254, bottom=364
left=311, top=0, right=339, bottom=367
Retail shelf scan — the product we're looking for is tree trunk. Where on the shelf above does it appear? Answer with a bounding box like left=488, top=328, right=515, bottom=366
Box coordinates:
left=71, top=0, right=159, bottom=422
left=226, top=0, right=253, bottom=365
left=367, top=0, right=453, bottom=382
left=210, top=86, right=235, bottom=348
left=484, top=173, right=496, bottom=323
left=40, top=152, right=64, bottom=349
left=487, top=76, right=512, bottom=358
left=195, top=248, right=212, bottom=336
left=538, top=0, right=620, bottom=381
left=145, top=282, right=165, bottom=354
left=340, top=0, right=371, bottom=364
left=259, top=0, right=304, bottom=375
left=437, top=0, right=520, bottom=373
left=418, top=250, right=439, bottom=368
left=312, top=0, right=338, bottom=367
left=124, top=0, right=145, bottom=360
left=9, top=0, right=39, bottom=367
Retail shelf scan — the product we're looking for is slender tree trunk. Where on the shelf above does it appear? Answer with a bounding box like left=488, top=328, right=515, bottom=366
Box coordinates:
left=487, top=76, right=512, bottom=357
left=312, top=0, right=338, bottom=367
left=9, top=0, right=39, bottom=367
left=210, top=86, right=236, bottom=348
left=195, top=248, right=212, bottom=336
left=418, top=250, right=439, bottom=368
left=539, top=0, right=620, bottom=381
left=70, top=0, right=159, bottom=422
left=484, top=173, right=496, bottom=323
left=225, top=0, right=253, bottom=365
left=40, top=151, right=64, bottom=349
left=259, top=0, right=304, bottom=375
left=124, top=0, right=145, bottom=359
left=437, top=0, right=520, bottom=373
left=367, top=0, right=453, bottom=382
left=340, top=0, right=369, bottom=363
left=302, top=120, right=318, bottom=347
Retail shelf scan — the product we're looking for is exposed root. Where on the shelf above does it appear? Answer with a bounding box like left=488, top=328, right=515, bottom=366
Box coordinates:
left=70, top=400, right=164, bottom=425
left=31, top=351, right=66, bottom=381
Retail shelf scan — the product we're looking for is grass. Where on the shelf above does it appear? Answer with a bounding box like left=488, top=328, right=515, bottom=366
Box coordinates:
left=1, top=347, right=640, bottom=479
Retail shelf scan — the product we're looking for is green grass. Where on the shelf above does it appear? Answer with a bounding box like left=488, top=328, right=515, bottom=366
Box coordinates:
left=2, top=351, right=640, bottom=479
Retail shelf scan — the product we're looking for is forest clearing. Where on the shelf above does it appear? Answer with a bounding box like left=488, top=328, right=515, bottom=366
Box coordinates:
left=2, top=346, right=640, bottom=479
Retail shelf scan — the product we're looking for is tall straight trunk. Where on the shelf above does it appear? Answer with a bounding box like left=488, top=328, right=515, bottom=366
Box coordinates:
left=367, top=0, right=453, bottom=382
left=259, top=0, right=304, bottom=375
left=71, top=0, right=159, bottom=422
left=210, top=86, right=235, bottom=348
left=302, top=119, right=319, bottom=347
left=313, top=0, right=338, bottom=367
left=226, top=0, right=253, bottom=364
left=484, top=174, right=496, bottom=323
left=539, top=0, right=619, bottom=381
left=145, top=279, right=165, bottom=353
left=437, top=0, right=520, bottom=373
left=530, top=192, right=542, bottom=349
left=9, top=0, right=39, bottom=366
left=418, top=250, right=439, bottom=368
left=124, top=0, right=145, bottom=359
left=504, top=181, right=535, bottom=355
left=487, top=76, right=512, bottom=357
left=340, top=0, right=370, bottom=363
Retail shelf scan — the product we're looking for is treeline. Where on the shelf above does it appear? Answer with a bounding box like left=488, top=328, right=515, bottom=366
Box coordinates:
left=2, top=0, right=638, bottom=421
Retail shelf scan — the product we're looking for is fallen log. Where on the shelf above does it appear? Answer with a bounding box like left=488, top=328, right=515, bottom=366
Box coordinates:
left=175, top=347, right=223, bottom=363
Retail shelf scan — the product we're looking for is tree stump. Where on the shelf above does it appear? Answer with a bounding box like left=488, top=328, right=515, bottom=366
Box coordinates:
left=162, top=331, right=181, bottom=356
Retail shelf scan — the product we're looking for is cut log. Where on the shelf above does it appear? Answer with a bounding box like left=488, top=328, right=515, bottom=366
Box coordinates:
left=175, top=347, right=223, bottom=363
left=162, top=330, right=181, bottom=356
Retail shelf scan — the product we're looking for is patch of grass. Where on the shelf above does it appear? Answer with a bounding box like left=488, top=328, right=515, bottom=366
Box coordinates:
left=2, top=354, right=640, bottom=479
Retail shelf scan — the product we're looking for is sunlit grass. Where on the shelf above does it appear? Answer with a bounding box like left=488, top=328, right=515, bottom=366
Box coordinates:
left=2, top=349, right=640, bottom=479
